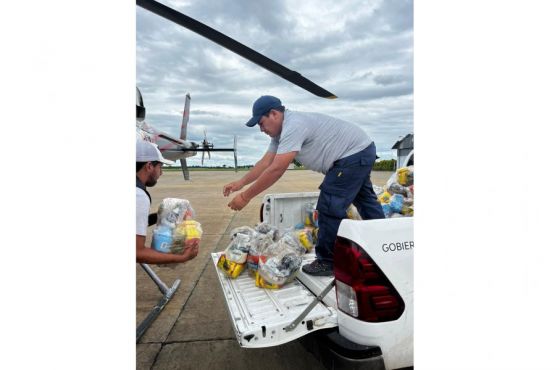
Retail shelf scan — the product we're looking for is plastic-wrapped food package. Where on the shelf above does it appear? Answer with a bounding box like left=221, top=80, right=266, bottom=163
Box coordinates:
left=258, top=250, right=303, bottom=287
left=157, top=198, right=195, bottom=228
left=225, top=233, right=253, bottom=264
left=397, top=166, right=414, bottom=186
left=151, top=198, right=199, bottom=256
left=247, top=232, right=274, bottom=273
left=302, top=202, right=319, bottom=228
left=257, top=232, right=306, bottom=287
left=217, top=233, right=254, bottom=278
left=294, top=228, right=314, bottom=251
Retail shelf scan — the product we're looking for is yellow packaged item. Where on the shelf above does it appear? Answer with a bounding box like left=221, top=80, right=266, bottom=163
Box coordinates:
left=378, top=191, right=392, bottom=204
left=397, top=168, right=411, bottom=186
left=176, top=220, right=202, bottom=239
left=401, top=206, right=414, bottom=216
left=297, top=229, right=314, bottom=251
left=217, top=254, right=245, bottom=279
left=254, top=271, right=281, bottom=289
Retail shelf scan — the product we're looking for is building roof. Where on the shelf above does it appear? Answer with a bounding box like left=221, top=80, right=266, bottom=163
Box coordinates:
left=392, top=134, right=414, bottom=150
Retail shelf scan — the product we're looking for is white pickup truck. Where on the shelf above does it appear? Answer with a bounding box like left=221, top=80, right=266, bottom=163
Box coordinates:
left=211, top=153, right=414, bottom=370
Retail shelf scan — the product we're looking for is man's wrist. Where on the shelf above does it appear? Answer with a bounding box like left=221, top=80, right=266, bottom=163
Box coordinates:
left=240, top=192, right=250, bottom=202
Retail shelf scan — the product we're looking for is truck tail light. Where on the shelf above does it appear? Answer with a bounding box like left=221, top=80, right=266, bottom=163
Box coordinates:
left=334, top=237, right=404, bottom=322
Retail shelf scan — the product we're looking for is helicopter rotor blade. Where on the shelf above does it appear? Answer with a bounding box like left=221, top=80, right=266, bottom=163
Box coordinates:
left=180, top=93, right=190, bottom=141
left=136, top=0, right=337, bottom=99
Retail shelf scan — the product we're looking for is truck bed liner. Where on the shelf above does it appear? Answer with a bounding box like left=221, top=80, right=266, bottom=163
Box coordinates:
left=211, top=252, right=338, bottom=348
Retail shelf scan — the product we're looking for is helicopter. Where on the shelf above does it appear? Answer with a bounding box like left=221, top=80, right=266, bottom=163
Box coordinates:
left=136, top=87, right=237, bottom=180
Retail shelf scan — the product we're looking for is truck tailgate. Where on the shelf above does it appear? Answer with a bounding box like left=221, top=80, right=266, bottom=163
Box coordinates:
left=211, top=252, right=338, bottom=348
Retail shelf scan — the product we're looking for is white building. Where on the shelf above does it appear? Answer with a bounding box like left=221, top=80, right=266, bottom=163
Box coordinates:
left=392, top=134, right=414, bottom=168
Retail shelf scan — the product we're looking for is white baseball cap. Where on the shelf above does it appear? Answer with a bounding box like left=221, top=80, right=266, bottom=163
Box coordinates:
left=136, top=140, right=174, bottom=165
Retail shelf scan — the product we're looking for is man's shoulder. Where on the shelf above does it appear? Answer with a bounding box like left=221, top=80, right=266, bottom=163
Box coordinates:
left=282, top=110, right=311, bottom=130
left=136, top=187, right=149, bottom=202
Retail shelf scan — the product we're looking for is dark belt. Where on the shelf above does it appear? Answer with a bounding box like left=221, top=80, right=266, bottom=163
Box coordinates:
left=332, top=142, right=375, bottom=168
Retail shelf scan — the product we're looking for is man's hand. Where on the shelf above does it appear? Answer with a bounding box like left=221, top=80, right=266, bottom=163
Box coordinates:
left=223, top=180, right=244, bottom=197
left=228, top=192, right=250, bottom=211
left=179, top=238, right=200, bottom=262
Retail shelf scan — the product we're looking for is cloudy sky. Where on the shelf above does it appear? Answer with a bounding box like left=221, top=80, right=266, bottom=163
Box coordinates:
left=136, top=0, right=413, bottom=167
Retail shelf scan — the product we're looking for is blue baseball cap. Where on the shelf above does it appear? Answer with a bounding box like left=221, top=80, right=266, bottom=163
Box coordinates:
left=245, top=95, right=282, bottom=127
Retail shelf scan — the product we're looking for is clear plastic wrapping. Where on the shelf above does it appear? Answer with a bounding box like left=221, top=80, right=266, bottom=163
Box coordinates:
left=397, top=166, right=414, bottom=186
left=254, top=222, right=280, bottom=241
left=230, top=226, right=256, bottom=239
left=151, top=198, right=200, bottom=255
left=224, top=233, right=253, bottom=264
left=302, top=202, right=319, bottom=228
left=247, top=232, right=274, bottom=273
left=171, top=220, right=203, bottom=254
left=256, top=232, right=307, bottom=286
left=157, top=198, right=195, bottom=228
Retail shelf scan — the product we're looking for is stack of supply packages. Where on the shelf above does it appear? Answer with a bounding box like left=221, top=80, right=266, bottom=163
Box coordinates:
left=216, top=221, right=315, bottom=289
left=296, top=201, right=362, bottom=241
left=151, top=198, right=203, bottom=254
left=377, top=166, right=414, bottom=218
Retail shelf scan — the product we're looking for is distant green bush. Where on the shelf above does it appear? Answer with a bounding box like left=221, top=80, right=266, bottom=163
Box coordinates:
left=373, top=159, right=396, bottom=171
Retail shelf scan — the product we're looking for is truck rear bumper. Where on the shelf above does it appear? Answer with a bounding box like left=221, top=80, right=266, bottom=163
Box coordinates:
left=299, top=328, right=386, bottom=370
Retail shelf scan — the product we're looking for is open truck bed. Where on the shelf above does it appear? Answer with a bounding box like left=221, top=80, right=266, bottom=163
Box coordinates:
left=212, top=191, right=413, bottom=370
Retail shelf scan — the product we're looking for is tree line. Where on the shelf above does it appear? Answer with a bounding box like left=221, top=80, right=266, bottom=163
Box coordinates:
left=294, top=159, right=397, bottom=171
left=167, top=159, right=398, bottom=171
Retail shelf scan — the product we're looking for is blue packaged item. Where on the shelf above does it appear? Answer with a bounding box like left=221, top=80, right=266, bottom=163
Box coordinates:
left=382, top=203, right=393, bottom=218
left=390, top=194, right=404, bottom=213
left=151, top=226, right=173, bottom=253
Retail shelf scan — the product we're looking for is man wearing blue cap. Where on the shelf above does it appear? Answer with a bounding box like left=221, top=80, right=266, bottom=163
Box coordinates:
left=223, top=96, right=384, bottom=276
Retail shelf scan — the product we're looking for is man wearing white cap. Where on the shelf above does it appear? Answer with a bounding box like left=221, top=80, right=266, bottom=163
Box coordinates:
left=136, top=140, right=199, bottom=264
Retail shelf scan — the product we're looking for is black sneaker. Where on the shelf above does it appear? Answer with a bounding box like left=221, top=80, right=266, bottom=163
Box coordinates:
left=302, top=259, right=333, bottom=276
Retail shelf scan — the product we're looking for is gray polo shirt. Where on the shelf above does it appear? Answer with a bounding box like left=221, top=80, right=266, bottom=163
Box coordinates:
left=267, top=110, right=372, bottom=174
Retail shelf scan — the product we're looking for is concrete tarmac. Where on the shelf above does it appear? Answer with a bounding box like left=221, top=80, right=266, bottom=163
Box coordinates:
left=136, top=169, right=392, bottom=369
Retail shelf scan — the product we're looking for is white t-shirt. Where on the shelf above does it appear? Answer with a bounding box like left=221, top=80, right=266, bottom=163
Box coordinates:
left=136, top=188, right=150, bottom=236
